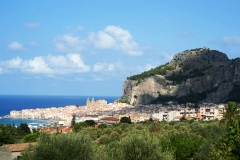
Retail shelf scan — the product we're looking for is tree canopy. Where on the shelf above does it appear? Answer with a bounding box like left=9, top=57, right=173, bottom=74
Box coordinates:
left=120, top=117, right=131, bottom=124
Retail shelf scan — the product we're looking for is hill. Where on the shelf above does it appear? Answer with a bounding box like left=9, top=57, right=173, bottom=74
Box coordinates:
left=121, top=47, right=240, bottom=105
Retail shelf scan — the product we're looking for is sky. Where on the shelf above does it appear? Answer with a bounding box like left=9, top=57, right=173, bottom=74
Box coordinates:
left=0, top=0, right=240, bottom=96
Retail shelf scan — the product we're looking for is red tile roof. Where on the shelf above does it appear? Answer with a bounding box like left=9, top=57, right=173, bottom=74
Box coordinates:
left=40, top=127, right=48, bottom=132
left=100, top=116, right=119, bottom=121
left=63, top=127, right=72, bottom=133
left=3, top=143, right=36, bottom=152
left=48, top=128, right=56, bottom=133
left=175, top=115, right=190, bottom=119
left=58, top=126, right=66, bottom=132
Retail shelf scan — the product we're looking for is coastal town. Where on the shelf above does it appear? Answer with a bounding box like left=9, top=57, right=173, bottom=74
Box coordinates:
left=9, top=97, right=226, bottom=132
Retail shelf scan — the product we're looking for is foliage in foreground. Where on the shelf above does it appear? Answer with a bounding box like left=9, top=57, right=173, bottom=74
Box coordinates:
left=6, top=102, right=240, bottom=159
left=0, top=123, right=31, bottom=145
left=22, top=133, right=93, bottom=160
left=20, top=120, right=226, bottom=160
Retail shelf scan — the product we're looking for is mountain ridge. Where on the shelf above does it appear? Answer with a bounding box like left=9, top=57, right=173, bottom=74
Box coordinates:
left=121, top=47, right=240, bottom=105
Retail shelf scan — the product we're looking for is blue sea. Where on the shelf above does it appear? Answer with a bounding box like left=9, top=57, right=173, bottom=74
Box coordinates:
left=0, top=95, right=119, bottom=126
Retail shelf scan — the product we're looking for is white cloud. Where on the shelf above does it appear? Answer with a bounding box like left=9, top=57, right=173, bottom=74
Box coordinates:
left=0, top=67, right=3, bottom=74
left=93, top=61, right=124, bottom=72
left=91, top=75, right=104, bottom=81
left=66, top=54, right=90, bottom=73
left=89, top=31, right=116, bottom=49
left=76, top=25, right=84, bottom=31
left=144, top=64, right=155, bottom=71
left=90, top=61, right=127, bottom=81
left=161, top=51, right=173, bottom=61
left=134, top=63, right=157, bottom=73
left=93, top=63, right=115, bottom=72
left=54, top=34, right=84, bottom=52
left=179, top=31, right=194, bottom=38
left=25, top=57, right=53, bottom=74
left=24, top=23, right=40, bottom=29
left=4, top=54, right=90, bottom=75
left=7, top=57, right=23, bottom=68
left=88, top=25, right=143, bottom=56
left=93, top=63, right=105, bottom=72
left=53, top=25, right=143, bottom=56
left=8, top=41, right=24, bottom=50
left=28, top=41, right=39, bottom=46
left=222, top=36, right=240, bottom=45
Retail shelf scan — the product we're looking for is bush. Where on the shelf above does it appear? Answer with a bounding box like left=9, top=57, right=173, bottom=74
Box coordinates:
left=23, top=132, right=40, bottom=142
left=73, top=122, right=87, bottom=132
left=108, top=131, right=174, bottom=160
left=113, top=127, right=123, bottom=134
left=21, top=133, right=93, bottom=160
left=161, top=133, right=202, bottom=160
left=118, top=98, right=130, bottom=104
left=85, top=120, right=96, bottom=127
left=120, top=117, right=131, bottom=124
left=109, top=131, right=120, bottom=141
left=98, top=123, right=107, bottom=129
left=98, top=134, right=111, bottom=144
left=128, top=63, right=175, bottom=81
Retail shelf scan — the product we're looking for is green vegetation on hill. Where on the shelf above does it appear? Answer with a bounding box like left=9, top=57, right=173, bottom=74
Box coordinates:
left=227, top=84, right=240, bottom=103
left=150, top=92, right=207, bottom=104
left=165, top=73, right=189, bottom=84
left=127, top=63, right=175, bottom=81
left=151, top=86, right=220, bottom=104
left=166, top=68, right=206, bottom=85
left=150, top=94, right=176, bottom=104
left=178, top=92, right=207, bottom=104
left=118, top=98, right=130, bottom=104
left=127, top=48, right=227, bottom=86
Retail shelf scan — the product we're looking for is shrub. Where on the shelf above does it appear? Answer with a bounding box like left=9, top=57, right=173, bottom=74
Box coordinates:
left=108, top=131, right=174, bottom=160
left=21, top=133, right=93, bottom=160
left=73, top=122, right=87, bottom=132
left=85, top=120, right=96, bottom=127
left=161, top=133, right=202, bottom=160
left=23, top=132, right=40, bottom=142
left=120, top=116, right=131, bottom=124
left=98, top=123, right=107, bottom=129
left=118, top=98, right=130, bottom=104
left=109, top=131, right=120, bottom=141
left=98, top=134, right=111, bottom=144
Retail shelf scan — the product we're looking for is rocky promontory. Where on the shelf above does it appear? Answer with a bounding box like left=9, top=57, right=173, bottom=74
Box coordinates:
left=121, top=47, right=240, bottom=105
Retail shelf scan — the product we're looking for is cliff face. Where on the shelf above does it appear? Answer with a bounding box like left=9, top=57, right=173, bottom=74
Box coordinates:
left=122, top=48, right=240, bottom=104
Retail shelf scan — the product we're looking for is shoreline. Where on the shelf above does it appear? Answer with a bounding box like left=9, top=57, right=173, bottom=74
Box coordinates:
left=0, top=117, right=54, bottom=127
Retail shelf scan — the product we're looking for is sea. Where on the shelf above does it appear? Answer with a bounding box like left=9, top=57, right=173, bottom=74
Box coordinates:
left=0, top=95, right=119, bottom=126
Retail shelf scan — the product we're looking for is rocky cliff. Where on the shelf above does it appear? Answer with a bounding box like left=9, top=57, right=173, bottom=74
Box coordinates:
left=121, top=47, right=240, bottom=105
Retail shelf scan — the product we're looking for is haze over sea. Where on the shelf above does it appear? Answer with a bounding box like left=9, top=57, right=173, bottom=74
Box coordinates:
left=0, top=95, right=119, bottom=126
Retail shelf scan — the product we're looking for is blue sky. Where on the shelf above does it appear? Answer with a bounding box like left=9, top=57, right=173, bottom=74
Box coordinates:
left=0, top=0, right=240, bottom=96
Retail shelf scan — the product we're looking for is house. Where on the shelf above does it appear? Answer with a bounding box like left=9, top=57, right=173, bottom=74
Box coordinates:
left=151, top=117, right=159, bottom=122
left=76, top=115, right=99, bottom=122
left=58, top=126, right=66, bottom=132
left=200, top=104, right=224, bottom=120
left=152, top=112, right=168, bottom=121
left=173, top=115, right=190, bottom=121
left=63, top=127, right=72, bottom=133
left=1, top=143, right=36, bottom=159
left=195, top=112, right=202, bottom=120
left=99, top=116, right=119, bottom=125
left=40, top=127, right=49, bottom=132
left=167, top=110, right=182, bottom=121
left=48, top=128, right=57, bottom=134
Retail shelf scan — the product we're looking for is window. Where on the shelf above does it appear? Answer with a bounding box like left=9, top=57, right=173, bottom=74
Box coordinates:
left=205, top=109, right=210, bottom=112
